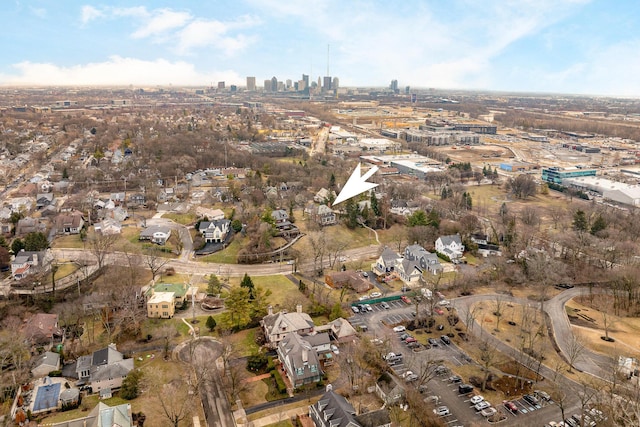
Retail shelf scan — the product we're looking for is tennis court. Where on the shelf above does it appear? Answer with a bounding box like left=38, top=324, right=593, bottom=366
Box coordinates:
left=33, top=382, right=61, bottom=412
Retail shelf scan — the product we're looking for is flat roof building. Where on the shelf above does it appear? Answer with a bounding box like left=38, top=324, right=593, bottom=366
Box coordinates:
left=541, top=167, right=597, bottom=184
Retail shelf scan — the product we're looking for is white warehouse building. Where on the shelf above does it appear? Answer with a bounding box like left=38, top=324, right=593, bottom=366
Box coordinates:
left=564, top=176, right=640, bottom=206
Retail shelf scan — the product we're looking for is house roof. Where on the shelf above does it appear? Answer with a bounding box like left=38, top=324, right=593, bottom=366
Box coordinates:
left=198, top=219, right=230, bottom=232
left=278, top=333, right=321, bottom=382
left=88, top=402, right=132, bottom=427
left=139, top=225, right=171, bottom=238
left=147, top=292, right=175, bottom=304
left=379, top=246, right=399, bottom=265
left=313, top=390, right=361, bottom=427
left=304, top=332, right=331, bottom=348
left=262, top=311, right=314, bottom=337
left=329, top=318, right=357, bottom=342
left=90, top=359, right=134, bottom=382
left=151, top=283, right=188, bottom=298
left=31, top=351, right=60, bottom=370
left=438, top=234, right=462, bottom=246
left=23, top=313, right=61, bottom=344
left=55, top=213, right=83, bottom=229
left=92, top=343, right=124, bottom=366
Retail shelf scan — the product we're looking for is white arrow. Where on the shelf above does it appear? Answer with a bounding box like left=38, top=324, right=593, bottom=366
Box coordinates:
left=333, top=163, right=379, bottom=206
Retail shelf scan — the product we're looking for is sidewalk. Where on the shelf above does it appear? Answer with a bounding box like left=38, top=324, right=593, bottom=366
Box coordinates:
left=244, top=406, right=309, bottom=427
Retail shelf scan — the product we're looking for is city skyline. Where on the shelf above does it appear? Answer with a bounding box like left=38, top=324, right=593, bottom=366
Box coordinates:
left=2, top=1, right=640, bottom=97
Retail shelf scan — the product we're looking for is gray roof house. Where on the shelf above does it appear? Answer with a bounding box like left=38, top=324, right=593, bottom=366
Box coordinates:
left=139, top=225, right=172, bottom=245
left=271, top=209, right=292, bottom=230
left=310, top=390, right=361, bottom=427
left=435, top=234, right=465, bottom=260
left=72, top=344, right=134, bottom=393
left=31, top=351, right=61, bottom=378
left=261, top=305, right=315, bottom=348
left=404, top=244, right=443, bottom=275
left=12, top=249, right=51, bottom=280
left=198, top=219, right=230, bottom=243
left=277, top=332, right=323, bottom=388
left=373, top=246, right=399, bottom=276
left=375, top=372, right=405, bottom=406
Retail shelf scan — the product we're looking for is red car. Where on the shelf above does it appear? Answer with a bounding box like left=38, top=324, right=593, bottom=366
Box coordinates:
left=405, top=337, right=417, bottom=344
left=401, top=295, right=411, bottom=304
left=503, top=400, right=518, bottom=413
left=434, top=308, right=444, bottom=315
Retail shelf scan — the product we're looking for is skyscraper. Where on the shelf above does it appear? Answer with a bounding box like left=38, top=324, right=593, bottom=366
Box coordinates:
left=323, top=76, right=332, bottom=92
left=246, top=76, right=256, bottom=91
left=271, top=76, right=278, bottom=92
left=390, top=79, right=399, bottom=93
left=332, top=77, right=339, bottom=90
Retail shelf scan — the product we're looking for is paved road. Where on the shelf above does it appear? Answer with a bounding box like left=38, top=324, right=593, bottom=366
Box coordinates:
left=175, top=337, right=234, bottom=427
left=51, top=244, right=381, bottom=278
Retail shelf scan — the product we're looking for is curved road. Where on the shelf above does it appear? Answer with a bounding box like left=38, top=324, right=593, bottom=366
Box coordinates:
left=452, top=287, right=614, bottom=380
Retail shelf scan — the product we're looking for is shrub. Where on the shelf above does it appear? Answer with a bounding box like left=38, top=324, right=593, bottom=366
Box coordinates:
left=271, top=370, right=287, bottom=394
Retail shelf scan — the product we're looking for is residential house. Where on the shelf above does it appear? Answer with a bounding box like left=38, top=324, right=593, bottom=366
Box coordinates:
left=147, top=292, right=175, bottom=318
left=471, top=233, right=502, bottom=257
left=88, top=402, right=133, bottom=427
left=129, top=193, right=146, bottom=206
left=198, top=218, right=231, bottom=243
left=195, top=207, right=225, bottom=220
left=106, top=206, right=128, bottom=222
left=310, top=389, right=392, bottom=427
left=16, top=217, right=47, bottom=236
left=404, top=244, right=443, bottom=275
left=145, top=283, right=193, bottom=318
left=54, top=212, right=84, bottom=235
left=278, top=332, right=323, bottom=388
left=31, top=351, right=61, bottom=378
left=73, top=344, right=134, bottom=392
left=94, top=218, right=122, bottom=235
left=271, top=209, right=292, bottom=230
left=12, top=249, right=51, bottom=280
left=139, top=225, right=172, bottom=245
left=375, top=372, right=405, bottom=406
left=310, top=204, right=337, bottom=226
left=261, top=305, right=315, bottom=348
left=22, top=313, right=62, bottom=347
left=395, top=258, right=423, bottom=286
left=324, top=271, right=372, bottom=294
left=310, top=390, right=360, bottom=427
left=314, top=188, right=335, bottom=203
left=36, top=193, right=55, bottom=209
left=373, top=247, right=399, bottom=276
left=110, top=192, right=126, bottom=204
left=435, top=234, right=465, bottom=260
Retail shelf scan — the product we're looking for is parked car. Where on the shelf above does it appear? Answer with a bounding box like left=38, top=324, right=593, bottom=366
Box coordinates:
left=424, top=395, right=439, bottom=404
left=381, top=301, right=390, bottom=309
left=358, top=295, right=370, bottom=301
left=434, top=308, right=444, bottom=315
left=428, top=338, right=440, bottom=347
left=364, top=304, right=373, bottom=312
left=458, top=384, right=474, bottom=394
left=401, top=295, right=411, bottom=304
left=449, top=375, right=462, bottom=383
left=405, top=337, right=417, bottom=344
left=370, top=291, right=382, bottom=298
left=503, top=400, right=518, bottom=413
left=404, top=373, right=419, bottom=382
left=535, top=390, right=551, bottom=401
left=523, top=394, right=539, bottom=405
left=474, top=401, right=491, bottom=411
left=481, top=407, right=497, bottom=417
left=330, top=344, right=339, bottom=354
left=400, top=333, right=409, bottom=340
left=351, top=306, right=359, bottom=313
left=433, top=406, right=450, bottom=417
left=470, top=395, right=484, bottom=405
left=393, top=325, right=406, bottom=332
left=441, top=335, right=451, bottom=345
left=437, top=324, right=444, bottom=330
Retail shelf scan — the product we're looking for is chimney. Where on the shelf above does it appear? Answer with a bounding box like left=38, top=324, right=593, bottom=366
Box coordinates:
left=302, top=347, right=308, bottom=363
left=32, top=253, right=38, bottom=265
left=296, top=304, right=302, bottom=314
left=268, top=305, right=273, bottom=316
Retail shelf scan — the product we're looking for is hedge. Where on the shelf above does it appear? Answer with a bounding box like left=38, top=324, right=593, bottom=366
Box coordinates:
left=271, top=369, right=287, bottom=394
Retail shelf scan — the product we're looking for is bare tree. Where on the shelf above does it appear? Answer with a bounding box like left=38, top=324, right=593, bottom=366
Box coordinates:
left=153, top=376, right=195, bottom=427
left=493, top=294, right=506, bottom=332
left=219, top=338, right=248, bottom=402
left=566, top=332, right=586, bottom=373
left=145, top=245, right=172, bottom=282
left=307, top=229, right=327, bottom=275
left=88, top=232, right=118, bottom=270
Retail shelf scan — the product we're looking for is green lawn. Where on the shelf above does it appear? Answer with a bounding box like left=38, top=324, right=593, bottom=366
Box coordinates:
left=51, top=234, right=85, bottom=249
left=199, top=235, right=246, bottom=263
left=162, top=212, right=197, bottom=225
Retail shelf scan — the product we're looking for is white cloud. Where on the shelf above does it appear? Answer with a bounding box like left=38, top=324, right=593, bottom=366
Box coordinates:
left=131, top=8, right=191, bottom=38
left=175, top=15, right=261, bottom=55
left=80, top=5, right=104, bottom=25
left=0, top=56, right=243, bottom=86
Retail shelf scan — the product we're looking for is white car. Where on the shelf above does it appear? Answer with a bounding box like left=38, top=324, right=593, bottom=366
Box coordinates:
left=481, top=407, right=497, bottom=417
left=364, top=304, right=373, bottom=312
left=474, top=401, right=491, bottom=411
left=433, top=406, right=450, bottom=417
left=393, top=325, right=406, bottom=332
left=370, top=292, right=382, bottom=298
left=470, top=395, right=484, bottom=405
left=331, top=344, right=339, bottom=355
left=438, top=299, right=451, bottom=306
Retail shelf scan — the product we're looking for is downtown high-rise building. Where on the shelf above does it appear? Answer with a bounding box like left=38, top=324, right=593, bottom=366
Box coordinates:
left=390, top=79, right=399, bottom=93
left=323, top=76, right=332, bottom=92
left=246, top=76, right=256, bottom=91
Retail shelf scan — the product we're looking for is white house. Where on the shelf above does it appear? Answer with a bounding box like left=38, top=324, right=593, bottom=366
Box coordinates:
left=198, top=219, right=231, bottom=243
left=435, top=234, right=465, bottom=260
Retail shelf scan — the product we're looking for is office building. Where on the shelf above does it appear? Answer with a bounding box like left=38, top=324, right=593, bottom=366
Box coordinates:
left=541, top=167, right=597, bottom=184
left=246, top=76, right=256, bottom=91
left=332, top=77, right=339, bottom=90
left=390, top=79, right=398, bottom=93
left=271, top=76, right=278, bottom=92
left=217, top=81, right=225, bottom=89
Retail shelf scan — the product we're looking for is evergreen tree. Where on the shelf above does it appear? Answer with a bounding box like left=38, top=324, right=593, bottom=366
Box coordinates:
left=11, top=238, right=25, bottom=254
left=590, top=214, right=607, bottom=235
left=345, top=198, right=359, bottom=229
left=573, top=210, right=588, bottom=232
left=240, top=273, right=255, bottom=300
left=24, top=232, right=49, bottom=251
left=408, top=210, right=428, bottom=227
left=206, top=315, right=217, bottom=332
left=370, top=191, right=380, bottom=217
left=441, top=186, right=449, bottom=200
left=329, top=173, right=336, bottom=190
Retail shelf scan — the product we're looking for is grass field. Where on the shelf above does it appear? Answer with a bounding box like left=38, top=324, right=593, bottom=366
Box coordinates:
left=200, top=235, right=246, bottom=263
left=162, top=212, right=197, bottom=225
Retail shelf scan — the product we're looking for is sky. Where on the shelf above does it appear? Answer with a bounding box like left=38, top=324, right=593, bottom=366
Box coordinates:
left=2, top=0, right=640, bottom=96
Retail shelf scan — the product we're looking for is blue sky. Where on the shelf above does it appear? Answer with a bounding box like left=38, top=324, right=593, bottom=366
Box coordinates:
left=2, top=0, right=640, bottom=96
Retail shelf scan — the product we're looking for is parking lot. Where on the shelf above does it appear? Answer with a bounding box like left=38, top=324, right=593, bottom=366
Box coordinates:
left=351, top=294, right=567, bottom=426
